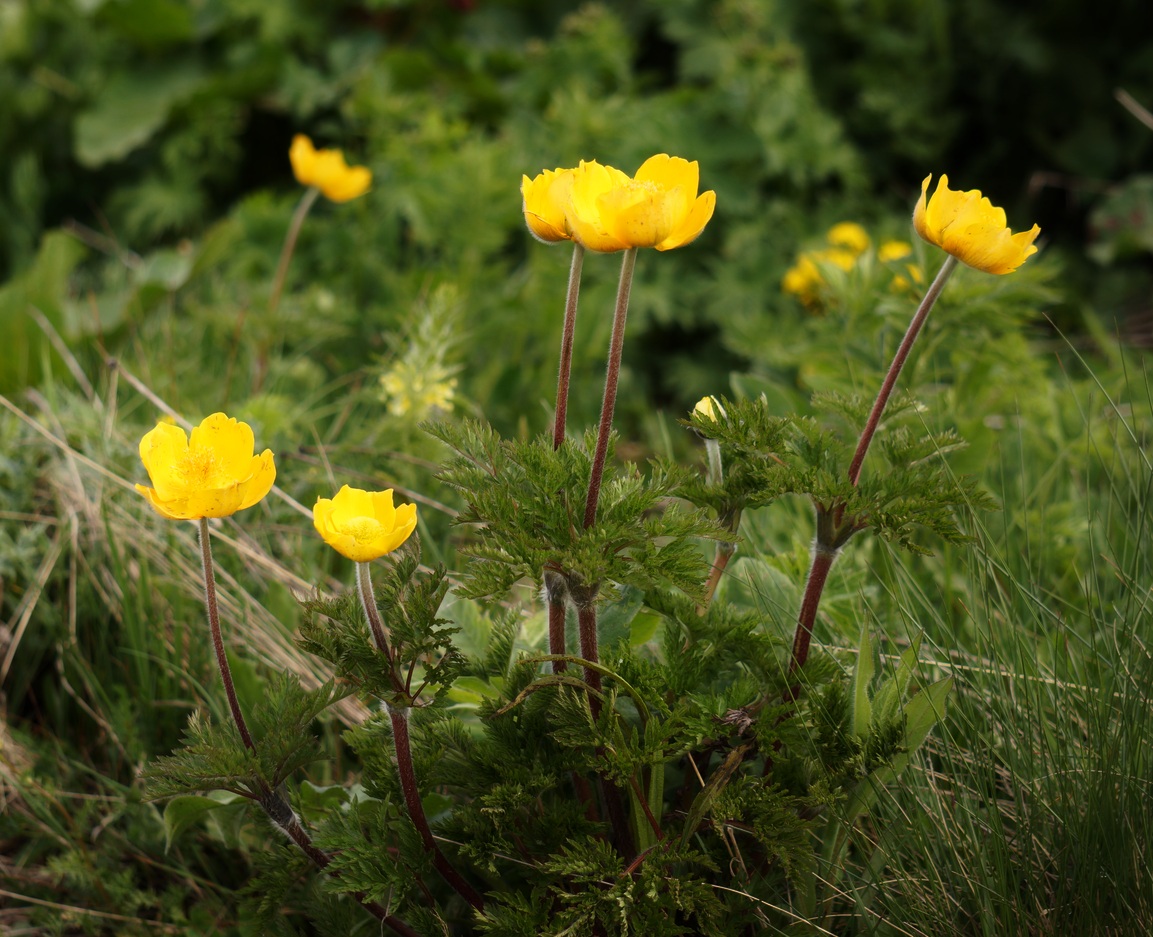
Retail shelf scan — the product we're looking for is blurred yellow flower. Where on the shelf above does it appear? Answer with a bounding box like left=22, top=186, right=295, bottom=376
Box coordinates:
left=521, top=167, right=575, bottom=243
left=913, top=174, right=1040, bottom=274
left=380, top=361, right=457, bottom=419
left=136, top=413, right=276, bottom=520
left=826, top=222, right=870, bottom=255
left=289, top=134, right=372, bottom=203
left=313, top=485, right=418, bottom=562
left=878, top=240, right=913, bottom=262
left=566, top=155, right=715, bottom=253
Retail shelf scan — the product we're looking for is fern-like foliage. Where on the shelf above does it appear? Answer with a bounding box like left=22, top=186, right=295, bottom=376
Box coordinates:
left=428, top=419, right=724, bottom=601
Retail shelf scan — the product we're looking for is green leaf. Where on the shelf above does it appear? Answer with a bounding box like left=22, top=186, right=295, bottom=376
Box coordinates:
left=162, top=792, right=241, bottom=852
left=74, top=63, right=204, bottom=167
left=901, top=676, right=953, bottom=756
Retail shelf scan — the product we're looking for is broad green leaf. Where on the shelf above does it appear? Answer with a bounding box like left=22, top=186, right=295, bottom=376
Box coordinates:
left=162, top=793, right=238, bottom=852
left=74, top=63, right=204, bottom=167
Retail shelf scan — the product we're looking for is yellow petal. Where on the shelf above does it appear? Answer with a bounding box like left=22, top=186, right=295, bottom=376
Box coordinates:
left=236, top=450, right=277, bottom=512
left=289, top=134, right=319, bottom=187
left=635, top=154, right=698, bottom=223
left=522, top=169, right=574, bottom=243
left=656, top=189, right=716, bottom=251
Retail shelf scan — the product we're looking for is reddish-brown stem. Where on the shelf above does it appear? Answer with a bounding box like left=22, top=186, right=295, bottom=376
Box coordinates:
left=786, top=546, right=837, bottom=690
left=846, top=255, right=958, bottom=486
left=553, top=242, right=586, bottom=450
left=388, top=705, right=485, bottom=912
left=584, top=247, right=638, bottom=530
left=628, top=775, right=664, bottom=841
left=699, top=541, right=735, bottom=613
left=548, top=600, right=568, bottom=674
left=198, top=518, right=256, bottom=753
left=576, top=604, right=603, bottom=719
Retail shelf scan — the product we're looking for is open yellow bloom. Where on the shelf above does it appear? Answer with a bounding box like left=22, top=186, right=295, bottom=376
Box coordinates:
left=313, top=485, right=418, bottom=563
left=565, top=155, right=716, bottom=253
left=521, top=168, right=575, bottom=243
left=136, top=414, right=276, bottom=520
left=289, top=134, right=372, bottom=203
left=913, top=174, right=1040, bottom=274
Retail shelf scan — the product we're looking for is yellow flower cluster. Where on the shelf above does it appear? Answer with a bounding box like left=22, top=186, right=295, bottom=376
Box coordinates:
left=521, top=154, right=715, bottom=252
left=138, top=414, right=417, bottom=562
left=913, top=174, right=1040, bottom=274
left=782, top=223, right=920, bottom=307
left=289, top=134, right=372, bottom=203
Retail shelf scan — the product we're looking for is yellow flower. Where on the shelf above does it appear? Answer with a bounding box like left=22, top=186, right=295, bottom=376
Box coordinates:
left=692, top=395, right=725, bottom=421
left=565, top=155, right=716, bottom=253
left=782, top=254, right=822, bottom=301
left=826, top=222, right=870, bottom=255
left=289, top=134, right=372, bottom=203
left=521, top=168, right=575, bottom=243
left=913, top=174, right=1040, bottom=274
left=878, top=240, right=913, bottom=262
left=136, top=413, right=276, bottom=520
left=313, top=485, right=418, bottom=563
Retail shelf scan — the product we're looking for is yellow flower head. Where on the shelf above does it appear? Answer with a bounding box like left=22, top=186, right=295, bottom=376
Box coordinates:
left=878, top=240, right=913, bottom=262
left=692, top=395, right=725, bottom=421
left=826, top=222, right=870, bottom=255
left=913, top=174, right=1040, bottom=274
left=521, top=168, right=575, bottom=243
left=565, top=155, right=716, bottom=253
left=289, top=134, right=372, bottom=203
left=136, top=413, right=276, bottom=520
left=313, top=485, right=418, bottom=563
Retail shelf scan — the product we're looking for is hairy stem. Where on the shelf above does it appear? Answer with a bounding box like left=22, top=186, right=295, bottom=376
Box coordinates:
left=583, top=247, right=638, bottom=529
left=553, top=243, right=586, bottom=450
left=846, top=255, right=958, bottom=486
left=198, top=518, right=256, bottom=753
left=576, top=604, right=603, bottom=719
left=356, top=561, right=393, bottom=664
left=387, top=704, right=485, bottom=911
left=699, top=540, right=736, bottom=611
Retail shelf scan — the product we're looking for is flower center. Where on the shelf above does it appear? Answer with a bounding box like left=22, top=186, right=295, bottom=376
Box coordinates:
left=345, top=515, right=384, bottom=543
left=176, top=448, right=221, bottom=488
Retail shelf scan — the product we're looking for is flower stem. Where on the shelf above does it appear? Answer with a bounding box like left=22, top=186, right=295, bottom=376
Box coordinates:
left=198, top=518, right=256, bottom=753
left=357, top=561, right=393, bottom=662
left=786, top=256, right=958, bottom=688
left=583, top=247, right=638, bottom=530
left=700, top=541, right=736, bottom=611
left=785, top=545, right=838, bottom=688
left=576, top=604, right=603, bottom=719
left=553, top=242, right=586, bottom=450
left=846, top=255, right=957, bottom=486
left=269, top=186, right=321, bottom=320
left=257, top=185, right=321, bottom=392
left=387, top=704, right=485, bottom=911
